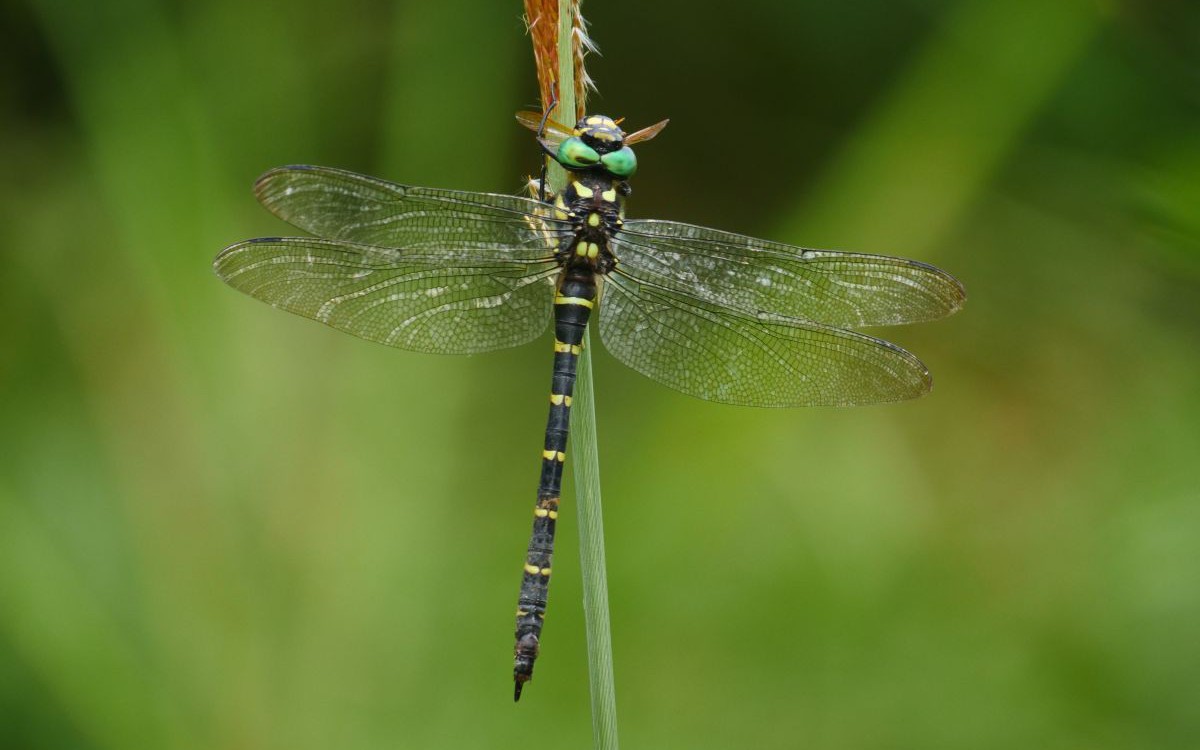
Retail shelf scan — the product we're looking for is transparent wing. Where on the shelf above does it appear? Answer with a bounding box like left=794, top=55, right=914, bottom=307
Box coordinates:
left=615, top=219, right=965, bottom=328
left=515, top=110, right=575, bottom=152
left=253, top=165, right=569, bottom=260
left=214, top=237, right=559, bottom=354
left=624, top=118, right=669, bottom=145
left=599, top=273, right=932, bottom=407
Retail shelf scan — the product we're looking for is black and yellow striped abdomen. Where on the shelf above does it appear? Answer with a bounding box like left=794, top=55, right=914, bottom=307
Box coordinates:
left=513, top=265, right=598, bottom=700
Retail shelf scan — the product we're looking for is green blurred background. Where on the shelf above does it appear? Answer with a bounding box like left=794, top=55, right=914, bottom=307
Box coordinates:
left=3, top=0, right=1198, bottom=747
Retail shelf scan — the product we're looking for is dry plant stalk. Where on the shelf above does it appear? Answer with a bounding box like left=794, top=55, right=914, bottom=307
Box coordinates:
left=524, top=0, right=595, bottom=120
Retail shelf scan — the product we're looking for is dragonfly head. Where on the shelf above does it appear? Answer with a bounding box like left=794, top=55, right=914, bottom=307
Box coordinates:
left=555, top=114, right=638, bottom=179
left=518, top=108, right=667, bottom=180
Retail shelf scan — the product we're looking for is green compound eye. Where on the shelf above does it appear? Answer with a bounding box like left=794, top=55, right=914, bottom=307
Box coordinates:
left=557, top=137, right=600, bottom=168
left=600, top=146, right=637, bottom=178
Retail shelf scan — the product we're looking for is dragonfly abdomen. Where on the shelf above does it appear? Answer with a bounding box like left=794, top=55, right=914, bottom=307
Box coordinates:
left=514, top=266, right=598, bottom=700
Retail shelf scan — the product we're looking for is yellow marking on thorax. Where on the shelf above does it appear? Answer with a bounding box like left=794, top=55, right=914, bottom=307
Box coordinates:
left=601, top=188, right=617, bottom=202
left=573, top=183, right=594, bottom=199
left=555, top=296, right=594, bottom=309
left=575, top=241, right=600, bottom=259
left=587, top=212, right=601, bottom=227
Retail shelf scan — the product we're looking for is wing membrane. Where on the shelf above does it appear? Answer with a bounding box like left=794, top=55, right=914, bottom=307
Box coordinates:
left=599, top=274, right=931, bottom=407
left=624, top=119, right=669, bottom=145
left=253, top=165, right=568, bottom=261
left=616, top=219, right=965, bottom=328
left=214, top=237, right=558, bottom=354
left=515, top=110, right=575, bottom=151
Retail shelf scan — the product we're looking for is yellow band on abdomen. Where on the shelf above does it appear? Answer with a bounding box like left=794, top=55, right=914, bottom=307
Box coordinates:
left=555, top=296, right=594, bottom=309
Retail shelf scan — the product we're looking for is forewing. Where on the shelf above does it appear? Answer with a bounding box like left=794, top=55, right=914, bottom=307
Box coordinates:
left=515, top=110, right=575, bottom=152
left=253, top=165, right=567, bottom=261
left=616, top=219, right=965, bottom=328
left=214, top=237, right=558, bottom=354
left=623, top=118, right=669, bottom=145
left=599, top=274, right=931, bottom=407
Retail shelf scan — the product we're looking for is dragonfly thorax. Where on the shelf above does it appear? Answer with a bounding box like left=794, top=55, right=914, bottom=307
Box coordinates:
left=552, top=171, right=624, bottom=274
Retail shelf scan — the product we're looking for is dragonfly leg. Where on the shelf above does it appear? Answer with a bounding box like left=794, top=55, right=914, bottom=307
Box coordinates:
left=536, top=86, right=560, bottom=202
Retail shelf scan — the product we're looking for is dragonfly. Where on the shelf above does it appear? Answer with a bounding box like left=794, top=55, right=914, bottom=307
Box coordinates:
left=213, top=108, right=965, bottom=701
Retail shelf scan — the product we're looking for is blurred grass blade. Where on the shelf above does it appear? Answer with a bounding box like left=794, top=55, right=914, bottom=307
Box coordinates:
left=780, top=0, right=1103, bottom=254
